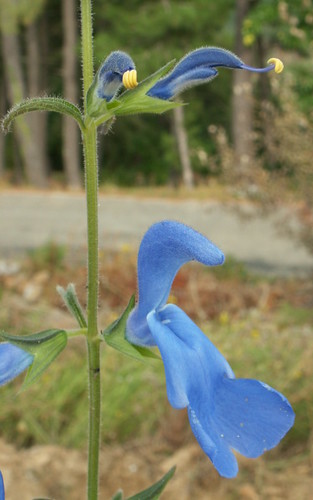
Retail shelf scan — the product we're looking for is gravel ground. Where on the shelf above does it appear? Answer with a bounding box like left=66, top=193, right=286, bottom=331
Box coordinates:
left=1, top=189, right=312, bottom=276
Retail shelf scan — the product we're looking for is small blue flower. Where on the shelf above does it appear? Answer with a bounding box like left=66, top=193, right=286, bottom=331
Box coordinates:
left=97, top=50, right=137, bottom=101
left=0, top=470, right=4, bottom=500
left=126, top=221, right=294, bottom=477
left=147, top=47, right=283, bottom=100
left=0, top=342, right=33, bottom=386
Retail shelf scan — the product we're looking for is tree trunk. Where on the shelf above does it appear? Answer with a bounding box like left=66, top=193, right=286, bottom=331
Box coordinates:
left=62, top=0, right=82, bottom=189
left=255, top=36, right=277, bottom=170
left=173, top=106, right=194, bottom=188
left=26, top=20, right=49, bottom=180
left=232, top=0, right=255, bottom=180
left=1, top=29, right=48, bottom=187
left=0, top=80, right=5, bottom=179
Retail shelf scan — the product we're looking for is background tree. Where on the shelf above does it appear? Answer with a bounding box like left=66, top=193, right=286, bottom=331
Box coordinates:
left=232, top=0, right=256, bottom=181
left=0, top=0, right=312, bottom=193
left=94, top=0, right=234, bottom=185
left=0, top=58, right=5, bottom=178
left=241, top=0, right=313, bottom=206
left=62, top=0, right=82, bottom=189
left=0, top=0, right=48, bottom=187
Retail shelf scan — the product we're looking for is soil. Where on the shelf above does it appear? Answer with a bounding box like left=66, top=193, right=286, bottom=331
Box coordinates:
left=1, top=436, right=312, bottom=500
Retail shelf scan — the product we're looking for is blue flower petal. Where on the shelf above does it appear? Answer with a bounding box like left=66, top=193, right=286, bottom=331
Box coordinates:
left=147, top=304, right=233, bottom=408
left=146, top=304, right=294, bottom=478
left=188, top=377, right=294, bottom=478
left=0, top=470, right=4, bottom=500
left=97, top=50, right=136, bottom=101
left=187, top=403, right=239, bottom=478
left=148, top=66, right=217, bottom=100
left=126, top=221, right=224, bottom=346
left=148, top=47, right=275, bottom=100
left=146, top=307, right=193, bottom=408
left=0, top=343, right=33, bottom=386
left=213, top=377, right=295, bottom=458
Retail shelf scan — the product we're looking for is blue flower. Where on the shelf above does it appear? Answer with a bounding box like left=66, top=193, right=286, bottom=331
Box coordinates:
left=126, top=221, right=294, bottom=478
left=147, top=47, right=283, bottom=100
left=0, top=342, right=33, bottom=386
left=0, top=470, right=4, bottom=500
left=96, top=50, right=137, bottom=102
left=126, top=220, right=224, bottom=347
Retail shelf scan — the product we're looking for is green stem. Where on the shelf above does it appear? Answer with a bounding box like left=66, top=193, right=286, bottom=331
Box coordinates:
left=66, top=328, right=88, bottom=339
left=86, top=339, right=101, bottom=499
left=84, top=124, right=101, bottom=499
left=83, top=125, right=99, bottom=338
left=80, top=1, right=101, bottom=499
left=81, top=0, right=94, bottom=108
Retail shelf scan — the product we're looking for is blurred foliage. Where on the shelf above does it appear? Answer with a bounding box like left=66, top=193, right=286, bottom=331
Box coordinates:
left=27, top=242, right=66, bottom=272
left=0, top=293, right=311, bottom=452
left=0, top=341, right=165, bottom=448
left=1, top=0, right=313, bottom=200
left=242, top=0, right=313, bottom=53
left=0, top=0, right=47, bottom=31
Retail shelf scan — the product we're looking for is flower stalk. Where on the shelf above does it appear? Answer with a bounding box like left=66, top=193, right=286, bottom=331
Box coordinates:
left=80, top=1, right=101, bottom=498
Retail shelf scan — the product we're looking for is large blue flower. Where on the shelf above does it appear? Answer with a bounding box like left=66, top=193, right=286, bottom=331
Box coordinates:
left=147, top=47, right=283, bottom=100
left=126, top=221, right=294, bottom=478
left=0, top=342, right=33, bottom=386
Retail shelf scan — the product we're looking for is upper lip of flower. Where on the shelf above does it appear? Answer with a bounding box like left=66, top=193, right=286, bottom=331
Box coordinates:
left=126, top=220, right=224, bottom=347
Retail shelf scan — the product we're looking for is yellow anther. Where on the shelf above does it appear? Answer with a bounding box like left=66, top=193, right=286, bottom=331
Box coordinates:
left=130, top=69, right=138, bottom=87
left=122, top=69, right=138, bottom=89
left=267, top=57, right=284, bottom=74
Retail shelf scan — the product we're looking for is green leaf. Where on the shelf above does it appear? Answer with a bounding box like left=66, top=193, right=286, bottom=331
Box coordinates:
left=57, top=283, right=87, bottom=328
left=119, top=59, right=177, bottom=101
left=1, top=97, right=85, bottom=133
left=101, top=295, right=160, bottom=362
left=33, top=498, right=53, bottom=500
left=0, top=329, right=67, bottom=390
left=0, top=329, right=65, bottom=347
left=111, top=491, right=124, bottom=500
left=86, top=71, right=109, bottom=118
left=126, top=466, right=176, bottom=500
left=113, top=95, right=183, bottom=118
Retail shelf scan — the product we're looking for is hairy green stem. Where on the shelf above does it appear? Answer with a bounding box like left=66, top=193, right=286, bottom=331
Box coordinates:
left=83, top=125, right=99, bottom=338
left=66, top=328, right=88, bottom=338
left=80, top=1, right=101, bottom=499
left=84, top=124, right=101, bottom=500
left=81, top=0, right=94, bottom=106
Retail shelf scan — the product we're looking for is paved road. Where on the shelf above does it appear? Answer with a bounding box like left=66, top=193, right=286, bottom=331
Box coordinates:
left=1, top=190, right=312, bottom=276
